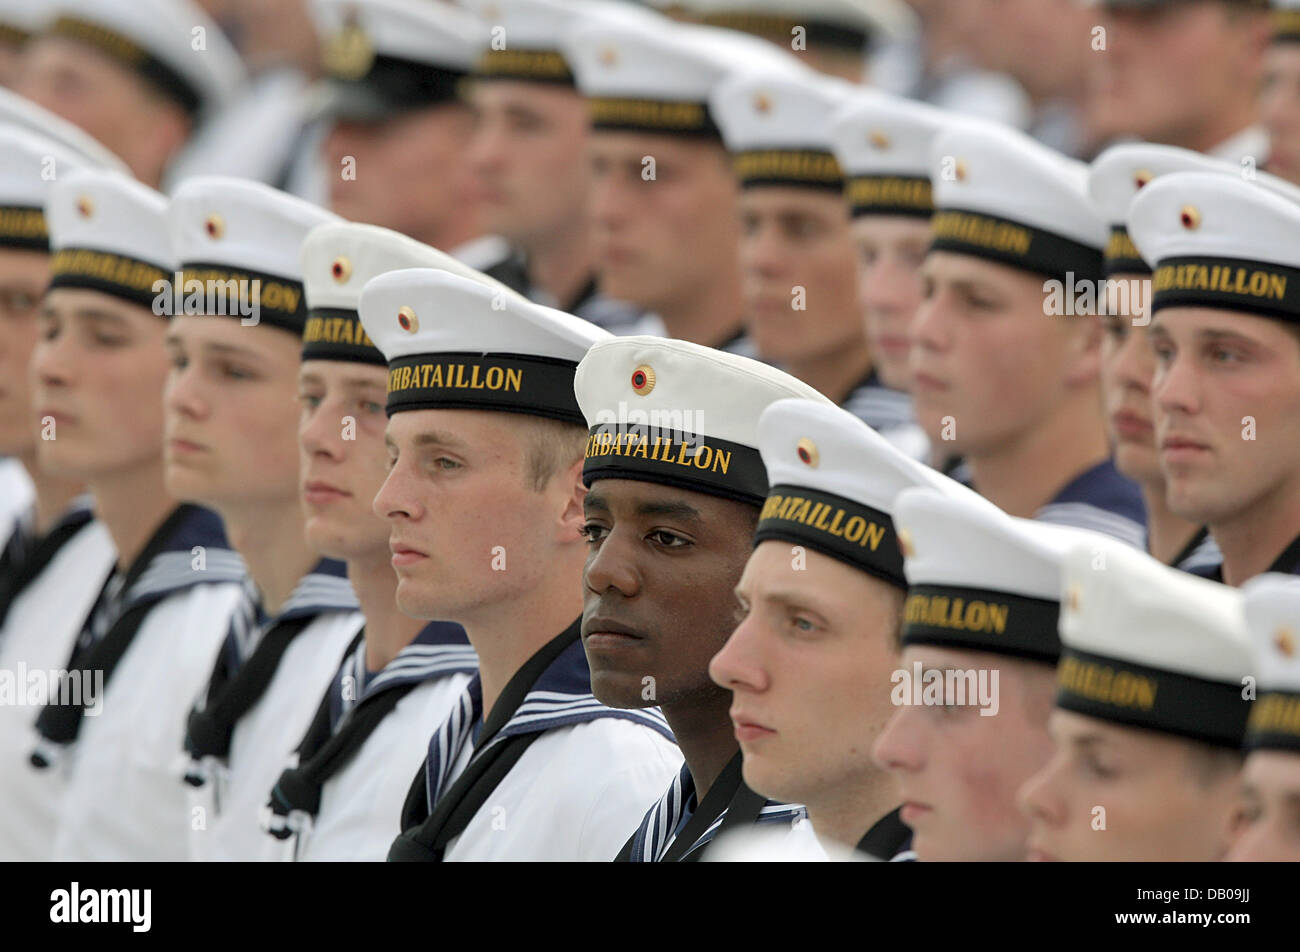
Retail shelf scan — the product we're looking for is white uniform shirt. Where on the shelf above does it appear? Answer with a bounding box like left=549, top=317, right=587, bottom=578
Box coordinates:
left=0, top=519, right=114, bottom=860
left=273, top=671, right=475, bottom=862
left=187, top=610, right=364, bottom=862
left=50, top=581, right=246, bottom=861
left=442, top=718, right=683, bottom=862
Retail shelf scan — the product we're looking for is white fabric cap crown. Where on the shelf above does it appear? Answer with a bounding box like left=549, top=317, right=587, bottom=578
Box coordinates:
left=301, top=221, right=518, bottom=365
left=1241, top=572, right=1300, bottom=753
left=896, top=486, right=1105, bottom=664
left=564, top=17, right=801, bottom=138
left=829, top=91, right=956, bottom=218
left=1088, top=142, right=1300, bottom=276
left=575, top=336, right=831, bottom=506
left=0, top=0, right=47, bottom=37
left=712, top=69, right=852, bottom=191
left=1056, top=537, right=1252, bottom=748
left=1127, top=170, right=1300, bottom=325
left=42, top=0, right=244, bottom=115
left=169, top=176, right=340, bottom=333
left=46, top=168, right=173, bottom=311
left=930, top=122, right=1106, bottom=282
left=0, top=125, right=106, bottom=252
left=360, top=267, right=610, bottom=424
left=754, top=398, right=985, bottom=587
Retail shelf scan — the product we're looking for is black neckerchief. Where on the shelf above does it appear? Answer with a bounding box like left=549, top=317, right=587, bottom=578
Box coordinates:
left=856, top=806, right=912, bottom=861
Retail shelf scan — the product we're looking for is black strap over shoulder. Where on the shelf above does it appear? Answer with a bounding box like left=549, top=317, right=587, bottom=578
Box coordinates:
left=0, top=509, right=95, bottom=629
left=184, top=615, right=316, bottom=766
left=660, top=751, right=747, bottom=863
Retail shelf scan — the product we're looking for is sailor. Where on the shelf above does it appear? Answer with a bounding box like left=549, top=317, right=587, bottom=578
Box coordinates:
left=563, top=12, right=803, bottom=356
left=828, top=91, right=953, bottom=435
left=573, top=338, right=830, bottom=861
left=357, top=269, right=682, bottom=861
left=31, top=168, right=248, bottom=861
left=1262, top=0, right=1300, bottom=185
left=873, top=486, right=1098, bottom=860
left=912, top=122, right=1147, bottom=545
left=1018, top=535, right=1252, bottom=861
left=1228, top=572, right=1300, bottom=861
left=261, top=221, right=489, bottom=861
left=462, top=0, right=648, bottom=332
left=12, top=0, right=244, bottom=186
left=1128, top=171, right=1300, bottom=584
left=712, top=68, right=926, bottom=459
left=1086, top=143, right=1300, bottom=576
left=683, top=0, right=919, bottom=83
left=1083, top=0, right=1271, bottom=164
left=0, top=122, right=118, bottom=860
left=712, top=401, right=991, bottom=861
left=308, top=0, right=522, bottom=288
left=160, top=176, right=363, bottom=861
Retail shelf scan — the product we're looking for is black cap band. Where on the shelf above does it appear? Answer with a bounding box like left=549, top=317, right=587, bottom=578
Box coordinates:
left=930, top=208, right=1103, bottom=284
left=732, top=148, right=843, bottom=192
left=302, top=307, right=384, bottom=365
left=583, top=426, right=767, bottom=506
left=327, top=56, right=468, bottom=115
left=1150, top=255, right=1300, bottom=323
left=587, top=97, right=721, bottom=138
left=48, top=247, right=170, bottom=311
left=755, top=484, right=903, bottom=587
left=1275, top=9, right=1300, bottom=43
left=50, top=16, right=202, bottom=115
left=0, top=206, right=48, bottom=251
left=175, top=263, right=307, bottom=333
left=700, top=13, right=869, bottom=52
left=474, top=47, right=573, bottom=85
left=845, top=175, right=933, bottom=218
left=903, top=584, right=1061, bottom=664
left=1103, top=226, right=1150, bottom=278
left=0, top=23, right=29, bottom=47
left=386, top=351, right=582, bottom=424
left=1245, top=689, right=1300, bottom=753
left=1056, top=648, right=1250, bottom=749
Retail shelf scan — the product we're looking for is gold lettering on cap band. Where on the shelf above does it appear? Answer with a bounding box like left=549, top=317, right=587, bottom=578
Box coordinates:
left=387, top=362, right=524, bottom=395
left=732, top=150, right=843, bottom=186
left=758, top=492, right=886, bottom=549
left=1248, top=693, right=1300, bottom=738
left=588, top=97, right=708, bottom=132
left=903, top=593, right=1010, bottom=636
left=1152, top=263, right=1287, bottom=301
left=0, top=208, right=47, bottom=243
left=584, top=430, right=733, bottom=476
left=1057, top=655, right=1158, bottom=711
left=302, top=315, right=376, bottom=349
left=844, top=176, right=933, bottom=212
left=931, top=210, right=1032, bottom=257
left=50, top=248, right=169, bottom=294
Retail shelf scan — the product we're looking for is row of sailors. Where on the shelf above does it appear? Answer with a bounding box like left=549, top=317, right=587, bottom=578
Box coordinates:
left=0, top=9, right=1299, bottom=861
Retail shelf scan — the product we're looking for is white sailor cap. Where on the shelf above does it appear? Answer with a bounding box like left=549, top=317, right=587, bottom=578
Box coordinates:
left=689, top=0, right=918, bottom=50
left=45, top=168, right=173, bottom=312
left=574, top=337, right=831, bottom=507
left=1275, top=0, right=1300, bottom=43
left=0, top=0, right=48, bottom=45
left=829, top=91, right=957, bottom=219
left=0, top=90, right=128, bottom=171
left=0, top=124, right=117, bottom=252
left=463, top=0, right=653, bottom=86
left=895, top=487, right=1104, bottom=664
left=1088, top=143, right=1300, bottom=277
left=168, top=177, right=340, bottom=334
left=564, top=17, right=801, bottom=139
left=359, top=267, right=610, bottom=424
left=753, top=398, right=984, bottom=588
left=301, top=221, right=518, bottom=366
left=1127, top=171, right=1300, bottom=325
left=711, top=69, right=853, bottom=192
left=1242, top=573, right=1300, bottom=754
left=311, top=0, right=483, bottom=120
left=40, top=0, right=244, bottom=115
left=1057, top=537, right=1252, bottom=748
left=930, top=123, right=1107, bottom=282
